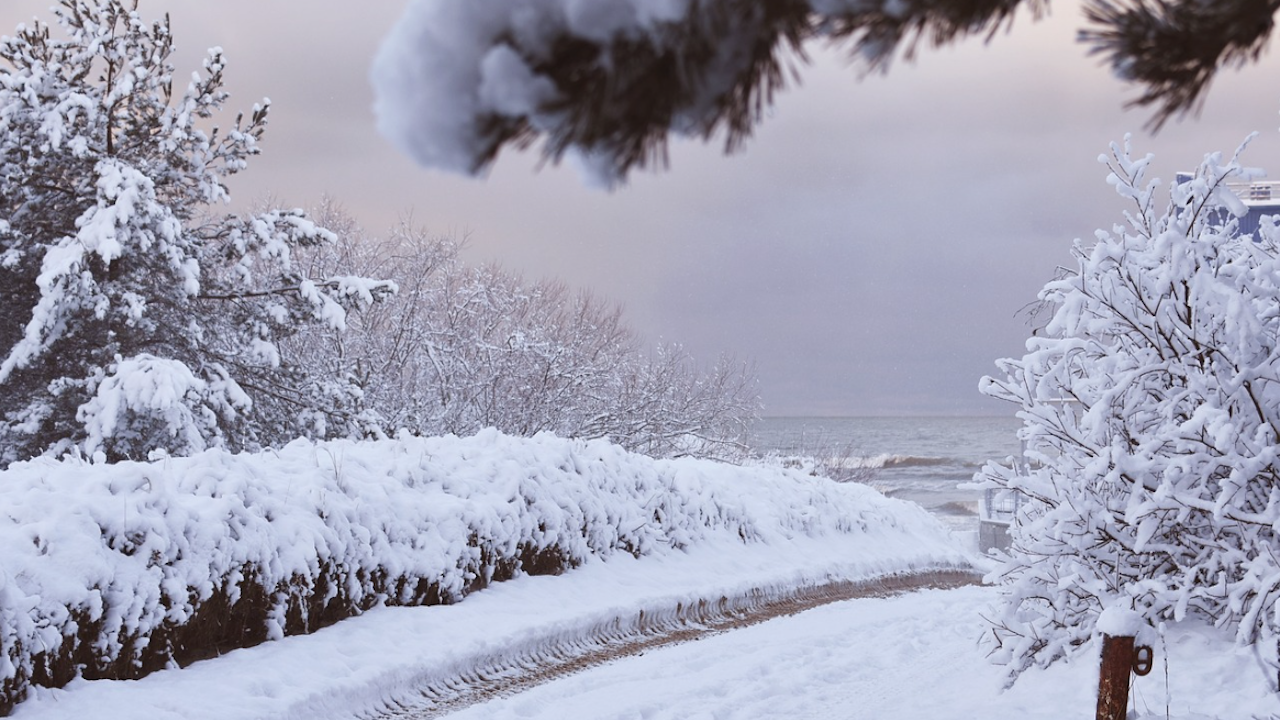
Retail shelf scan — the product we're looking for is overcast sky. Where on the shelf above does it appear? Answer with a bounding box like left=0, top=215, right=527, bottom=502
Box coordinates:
left=4, top=1, right=1280, bottom=417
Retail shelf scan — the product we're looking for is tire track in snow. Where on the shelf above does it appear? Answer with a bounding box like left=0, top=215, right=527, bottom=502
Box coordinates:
left=365, top=567, right=980, bottom=719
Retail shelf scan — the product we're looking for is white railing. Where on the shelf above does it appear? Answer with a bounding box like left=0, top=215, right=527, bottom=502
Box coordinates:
left=981, top=487, right=1024, bottom=525
left=980, top=437, right=1032, bottom=525
left=1227, top=180, right=1280, bottom=202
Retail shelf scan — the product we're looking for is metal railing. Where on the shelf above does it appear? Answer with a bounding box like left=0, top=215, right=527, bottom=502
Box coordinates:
left=980, top=487, right=1024, bottom=524
left=1227, top=180, right=1280, bottom=202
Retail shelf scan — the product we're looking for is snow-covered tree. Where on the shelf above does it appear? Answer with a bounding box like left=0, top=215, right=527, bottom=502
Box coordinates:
left=291, top=208, right=759, bottom=460
left=372, top=0, right=1276, bottom=184
left=0, top=1, right=392, bottom=465
left=976, top=136, right=1280, bottom=685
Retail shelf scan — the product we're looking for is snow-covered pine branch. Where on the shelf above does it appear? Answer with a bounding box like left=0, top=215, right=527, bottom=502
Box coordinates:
left=0, top=1, right=391, bottom=465
left=977, top=136, right=1280, bottom=687
left=372, top=0, right=1039, bottom=187
left=370, top=0, right=1278, bottom=184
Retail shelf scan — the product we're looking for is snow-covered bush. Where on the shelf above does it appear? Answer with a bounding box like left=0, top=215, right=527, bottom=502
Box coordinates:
left=289, top=206, right=760, bottom=461
left=0, top=1, right=392, bottom=465
left=977, top=136, right=1280, bottom=683
left=0, top=430, right=964, bottom=714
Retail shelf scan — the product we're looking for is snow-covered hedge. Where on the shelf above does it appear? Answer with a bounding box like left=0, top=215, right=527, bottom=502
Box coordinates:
left=0, top=430, right=957, bottom=714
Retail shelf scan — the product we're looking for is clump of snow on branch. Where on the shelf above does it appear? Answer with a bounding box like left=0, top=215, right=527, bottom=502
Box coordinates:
left=0, top=430, right=967, bottom=711
left=975, top=135, right=1280, bottom=686
left=372, top=0, right=747, bottom=185
left=76, top=354, right=246, bottom=460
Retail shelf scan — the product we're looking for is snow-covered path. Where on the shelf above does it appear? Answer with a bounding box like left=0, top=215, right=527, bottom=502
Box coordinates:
left=435, top=585, right=1280, bottom=720
left=436, top=585, right=1017, bottom=719
left=387, top=570, right=978, bottom=719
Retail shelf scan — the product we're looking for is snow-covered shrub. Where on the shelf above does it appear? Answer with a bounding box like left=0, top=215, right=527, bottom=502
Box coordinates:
left=977, top=136, right=1280, bottom=683
left=0, top=1, right=392, bottom=465
left=0, top=430, right=963, bottom=714
left=288, top=206, right=760, bottom=461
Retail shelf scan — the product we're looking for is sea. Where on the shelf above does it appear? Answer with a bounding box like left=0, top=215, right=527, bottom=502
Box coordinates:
left=747, top=416, right=1024, bottom=541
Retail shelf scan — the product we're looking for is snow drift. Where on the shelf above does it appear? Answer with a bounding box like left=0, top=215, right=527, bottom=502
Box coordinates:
left=0, top=429, right=965, bottom=714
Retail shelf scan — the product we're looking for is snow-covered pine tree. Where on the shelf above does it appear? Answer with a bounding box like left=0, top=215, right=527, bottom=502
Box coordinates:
left=977, top=136, right=1280, bottom=685
left=0, top=0, right=392, bottom=465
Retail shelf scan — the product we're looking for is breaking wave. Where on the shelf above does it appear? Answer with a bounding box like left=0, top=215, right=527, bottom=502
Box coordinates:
left=845, top=454, right=954, bottom=470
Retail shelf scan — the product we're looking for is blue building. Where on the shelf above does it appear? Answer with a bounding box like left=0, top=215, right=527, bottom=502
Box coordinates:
left=1175, top=172, right=1280, bottom=237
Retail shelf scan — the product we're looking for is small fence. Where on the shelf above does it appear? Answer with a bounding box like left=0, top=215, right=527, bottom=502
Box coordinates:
left=978, top=487, right=1026, bottom=553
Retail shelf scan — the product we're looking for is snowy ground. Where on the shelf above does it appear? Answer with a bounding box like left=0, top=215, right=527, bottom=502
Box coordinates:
left=438, top=582, right=1280, bottom=720
left=4, top=434, right=1276, bottom=719
left=10, top=530, right=1279, bottom=720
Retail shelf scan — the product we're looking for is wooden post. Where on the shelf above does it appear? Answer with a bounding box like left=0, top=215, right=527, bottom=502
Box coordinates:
left=1096, top=634, right=1135, bottom=720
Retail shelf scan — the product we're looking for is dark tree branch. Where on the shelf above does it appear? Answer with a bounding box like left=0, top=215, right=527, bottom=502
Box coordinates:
left=1081, top=0, right=1280, bottom=129
left=446, top=0, right=1279, bottom=181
